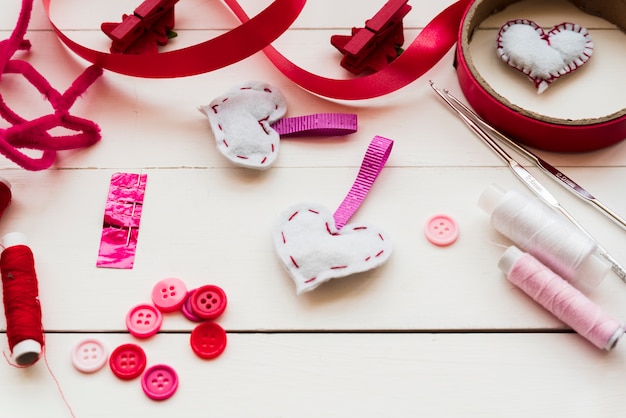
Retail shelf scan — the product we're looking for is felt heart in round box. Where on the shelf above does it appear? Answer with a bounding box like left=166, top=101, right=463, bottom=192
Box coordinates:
left=273, top=203, right=392, bottom=295
left=496, top=20, right=593, bottom=94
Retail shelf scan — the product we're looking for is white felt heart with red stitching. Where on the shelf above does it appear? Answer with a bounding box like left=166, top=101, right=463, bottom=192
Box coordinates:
left=497, top=20, right=593, bottom=94
left=273, top=203, right=392, bottom=295
left=199, top=81, right=287, bottom=169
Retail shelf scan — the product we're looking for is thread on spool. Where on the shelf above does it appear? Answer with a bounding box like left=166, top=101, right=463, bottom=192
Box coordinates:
left=499, top=246, right=624, bottom=350
left=0, top=179, right=11, bottom=218
left=479, top=185, right=609, bottom=290
left=1, top=243, right=44, bottom=365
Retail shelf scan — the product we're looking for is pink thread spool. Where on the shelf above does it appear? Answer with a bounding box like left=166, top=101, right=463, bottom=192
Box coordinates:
left=498, top=246, right=624, bottom=350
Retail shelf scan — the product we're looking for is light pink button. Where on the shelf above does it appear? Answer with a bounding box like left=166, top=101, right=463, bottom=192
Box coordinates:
left=125, top=303, right=163, bottom=338
left=151, top=277, right=188, bottom=313
left=142, top=364, right=179, bottom=401
left=424, top=214, right=459, bottom=246
left=72, top=338, right=108, bottom=373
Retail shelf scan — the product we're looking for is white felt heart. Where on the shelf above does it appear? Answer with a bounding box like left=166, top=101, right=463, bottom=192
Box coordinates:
left=497, top=20, right=593, bottom=94
left=199, top=81, right=287, bottom=169
left=273, top=203, right=392, bottom=295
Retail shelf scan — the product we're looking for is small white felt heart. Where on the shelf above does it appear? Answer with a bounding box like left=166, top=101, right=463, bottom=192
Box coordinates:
left=273, top=203, right=392, bottom=295
left=199, top=81, right=287, bottom=169
left=497, top=20, right=593, bottom=94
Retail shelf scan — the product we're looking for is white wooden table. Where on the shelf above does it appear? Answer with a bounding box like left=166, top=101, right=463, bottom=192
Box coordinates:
left=1, top=0, right=626, bottom=416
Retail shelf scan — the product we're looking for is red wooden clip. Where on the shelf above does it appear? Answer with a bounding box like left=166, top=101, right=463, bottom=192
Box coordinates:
left=330, top=0, right=411, bottom=75
left=101, top=0, right=179, bottom=54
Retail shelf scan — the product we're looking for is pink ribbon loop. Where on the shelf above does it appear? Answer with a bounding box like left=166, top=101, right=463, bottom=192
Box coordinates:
left=333, top=136, right=393, bottom=230
left=271, top=113, right=358, bottom=137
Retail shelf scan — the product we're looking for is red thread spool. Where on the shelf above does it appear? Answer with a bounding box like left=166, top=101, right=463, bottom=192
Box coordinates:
left=1, top=232, right=44, bottom=366
left=0, top=178, right=11, bottom=218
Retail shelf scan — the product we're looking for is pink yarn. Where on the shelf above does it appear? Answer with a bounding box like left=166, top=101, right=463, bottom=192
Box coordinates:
left=0, top=0, right=102, bottom=170
left=507, top=251, right=624, bottom=350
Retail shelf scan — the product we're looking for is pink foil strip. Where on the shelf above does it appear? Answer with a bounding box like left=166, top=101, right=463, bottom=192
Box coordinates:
left=333, top=136, right=393, bottom=230
left=97, top=172, right=148, bottom=269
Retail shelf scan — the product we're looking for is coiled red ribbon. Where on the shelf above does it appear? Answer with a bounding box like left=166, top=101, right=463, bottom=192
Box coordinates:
left=42, top=0, right=626, bottom=152
left=42, top=0, right=469, bottom=98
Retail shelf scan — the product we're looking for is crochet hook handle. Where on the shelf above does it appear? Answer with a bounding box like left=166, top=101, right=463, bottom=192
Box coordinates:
left=430, top=81, right=626, bottom=283
left=439, top=85, right=626, bottom=232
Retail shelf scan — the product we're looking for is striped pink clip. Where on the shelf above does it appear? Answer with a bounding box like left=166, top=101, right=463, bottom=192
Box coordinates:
left=333, top=135, right=393, bottom=230
left=96, top=172, right=148, bottom=269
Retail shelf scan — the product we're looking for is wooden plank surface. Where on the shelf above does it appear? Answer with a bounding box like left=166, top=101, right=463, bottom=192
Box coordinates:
left=0, top=0, right=625, bottom=416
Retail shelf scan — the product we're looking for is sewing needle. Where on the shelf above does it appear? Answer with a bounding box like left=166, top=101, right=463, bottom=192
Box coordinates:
left=429, top=81, right=626, bottom=282
left=441, top=87, right=626, bottom=232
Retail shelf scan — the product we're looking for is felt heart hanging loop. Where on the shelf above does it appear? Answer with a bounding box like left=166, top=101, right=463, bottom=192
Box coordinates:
left=496, top=20, right=593, bottom=94
left=273, top=135, right=393, bottom=295
left=199, top=81, right=358, bottom=169
left=273, top=203, right=392, bottom=295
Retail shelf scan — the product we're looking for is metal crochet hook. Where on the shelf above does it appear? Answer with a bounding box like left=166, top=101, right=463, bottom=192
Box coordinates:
left=439, top=86, right=626, bottom=232
left=429, top=81, right=626, bottom=282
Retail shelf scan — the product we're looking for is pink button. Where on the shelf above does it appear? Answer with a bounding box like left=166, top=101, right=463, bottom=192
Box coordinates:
left=141, top=364, right=179, bottom=401
left=424, top=214, right=459, bottom=246
left=151, top=277, right=188, bottom=312
left=190, top=322, right=227, bottom=359
left=72, top=338, right=108, bottom=373
left=126, top=303, right=163, bottom=338
left=109, top=343, right=147, bottom=380
left=190, top=284, right=227, bottom=320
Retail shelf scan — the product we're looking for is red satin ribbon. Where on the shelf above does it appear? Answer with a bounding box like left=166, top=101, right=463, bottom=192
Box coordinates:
left=223, top=0, right=470, bottom=99
left=42, top=0, right=470, bottom=98
left=41, top=0, right=307, bottom=78
left=42, top=0, right=626, bottom=151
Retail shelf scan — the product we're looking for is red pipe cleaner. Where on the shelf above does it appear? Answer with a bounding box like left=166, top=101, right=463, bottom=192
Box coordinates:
left=0, top=0, right=103, bottom=170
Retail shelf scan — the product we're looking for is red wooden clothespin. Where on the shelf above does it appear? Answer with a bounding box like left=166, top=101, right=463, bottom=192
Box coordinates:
left=330, top=0, right=411, bottom=75
left=101, top=0, right=179, bottom=54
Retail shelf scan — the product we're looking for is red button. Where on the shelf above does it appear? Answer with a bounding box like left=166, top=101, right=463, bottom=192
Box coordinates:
left=109, top=343, right=147, bottom=380
left=190, top=322, right=227, bottom=359
left=190, top=284, right=227, bottom=320
left=125, top=303, right=163, bottom=338
left=424, top=214, right=459, bottom=246
left=141, top=364, right=179, bottom=401
left=151, top=277, right=188, bottom=313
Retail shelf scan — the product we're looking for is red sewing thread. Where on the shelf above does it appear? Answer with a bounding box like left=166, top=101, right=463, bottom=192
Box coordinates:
left=0, top=178, right=11, bottom=218
left=1, top=235, right=44, bottom=366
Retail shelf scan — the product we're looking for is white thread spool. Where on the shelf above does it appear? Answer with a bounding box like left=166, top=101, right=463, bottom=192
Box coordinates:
left=478, top=184, right=609, bottom=291
left=2, top=232, right=42, bottom=366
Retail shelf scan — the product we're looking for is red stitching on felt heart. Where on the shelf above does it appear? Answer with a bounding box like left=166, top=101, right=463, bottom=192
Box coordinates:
left=496, top=19, right=593, bottom=93
left=274, top=203, right=392, bottom=294
left=200, top=81, right=286, bottom=169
